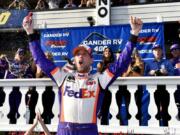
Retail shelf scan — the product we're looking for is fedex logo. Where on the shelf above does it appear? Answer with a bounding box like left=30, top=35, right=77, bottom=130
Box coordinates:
left=64, top=86, right=95, bottom=98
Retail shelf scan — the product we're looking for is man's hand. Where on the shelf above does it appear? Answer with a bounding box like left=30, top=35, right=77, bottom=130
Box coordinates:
left=175, top=63, right=180, bottom=68
left=160, top=68, right=168, bottom=75
left=149, top=70, right=156, bottom=76
left=130, top=16, right=143, bottom=36
left=22, top=12, right=34, bottom=35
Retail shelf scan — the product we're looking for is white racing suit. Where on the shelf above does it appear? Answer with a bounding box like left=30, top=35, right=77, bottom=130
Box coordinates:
left=28, top=33, right=138, bottom=135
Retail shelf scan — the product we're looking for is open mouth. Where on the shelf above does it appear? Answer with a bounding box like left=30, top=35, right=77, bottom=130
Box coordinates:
left=79, top=61, right=83, bottom=65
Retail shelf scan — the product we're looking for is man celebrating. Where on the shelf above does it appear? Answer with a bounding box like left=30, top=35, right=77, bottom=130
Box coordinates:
left=23, top=15, right=143, bottom=135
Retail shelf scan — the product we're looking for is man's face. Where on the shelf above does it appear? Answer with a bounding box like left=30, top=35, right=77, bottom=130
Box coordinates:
left=153, top=48, right=163, bottom=60
left=171, top=49, right=180, bottom=58
left=74, top=50, right=92, bottom=73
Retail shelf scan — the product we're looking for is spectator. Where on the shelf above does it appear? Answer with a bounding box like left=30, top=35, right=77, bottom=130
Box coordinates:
left=144, top=44, right=174, bottom=76
left=97, top=47, right=115, bottom=73
left=7, top=48, right=34, bottom=78
left=169, top=44, right=180, bottom=76
left=18, top=0, right=28, bottom=9
left=86, top=0, right=95, bottom=7
left=122, top=49, right=151, bottom=126
left=144, top=44, right=173, bottom=126
left=64, top=0, right=76, bottom=8
left=8, top=0, right=20, bottom=9
left=78, top=0, right=87, bottom=7
left=123, top=48, right=144, bottom=77
left=97, top=47, right=115, bottom=125
left=8, top=0, right=29, bottom=10
left=35, top=0, right=48, bottom=10
left=46, top=0, right=60, bottom=9
left=0, top=54, right=9, bottom=79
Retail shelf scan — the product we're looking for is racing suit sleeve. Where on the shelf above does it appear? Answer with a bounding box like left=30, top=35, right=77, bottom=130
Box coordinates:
left=28, top=33, right=67, bottom=87
left=98, top=34, right=138, bottom=89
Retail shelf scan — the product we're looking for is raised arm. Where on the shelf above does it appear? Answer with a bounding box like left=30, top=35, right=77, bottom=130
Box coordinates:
left=24, top=114, right=38, bottom=135
left=8, top=0, right=17, bottom=9
left=22, top=13, right=56, bottom=79
left=108, top=16, right=143, bottom=77
left=37, top=112, right=51, bottom=135
left=24, top=112, right=51, bottom=135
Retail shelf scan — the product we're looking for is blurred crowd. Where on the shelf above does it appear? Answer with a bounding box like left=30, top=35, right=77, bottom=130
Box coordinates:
left=0, top=43, right=179, bottom=135
left=96, top=43, right=179, bottom=128
left=0, top=42, right=179, bottom=80
left=0, top=0, right=96, bottom=10
left=0, top=0, right=179, bottom=10
left=0, top=48, right=53, bottom=79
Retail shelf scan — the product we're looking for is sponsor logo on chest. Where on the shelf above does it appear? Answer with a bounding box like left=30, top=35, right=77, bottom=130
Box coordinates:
left=64, top=86, right=95, bottom=98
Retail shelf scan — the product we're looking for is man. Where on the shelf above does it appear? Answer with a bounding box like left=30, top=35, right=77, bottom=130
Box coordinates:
left=145, top=44, right=174, bottom=76
left=7, top=48, right=33, bottom=78
left=144, top=44, right=174, bottom=126
left=23, top=15, right=142, bottom=135
left=170, top=44, right=180, bottom=76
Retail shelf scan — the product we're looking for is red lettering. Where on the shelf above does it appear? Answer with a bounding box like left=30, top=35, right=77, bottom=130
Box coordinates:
left=138, top=36, right=157, bottom=43
left=45, top=40, right=67, bottom=46
left=89, top=91, right=95, bottom=97
left=82, top=89, right=89, bottom=98
left=82, top=89, right=95, bottom=98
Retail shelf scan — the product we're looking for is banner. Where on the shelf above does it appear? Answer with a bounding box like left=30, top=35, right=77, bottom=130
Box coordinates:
left=40, top=23, right=164, bottom=72
left=0, top=9, right=28, bottom=28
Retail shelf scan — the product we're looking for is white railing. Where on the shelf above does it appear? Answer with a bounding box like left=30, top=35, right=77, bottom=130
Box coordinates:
left=0, top=77, right=179, bottom=134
